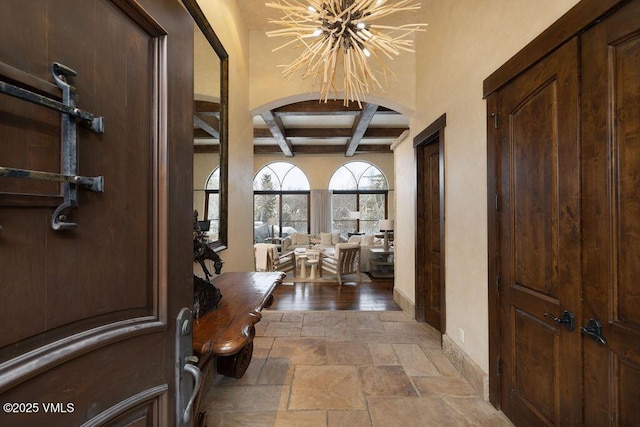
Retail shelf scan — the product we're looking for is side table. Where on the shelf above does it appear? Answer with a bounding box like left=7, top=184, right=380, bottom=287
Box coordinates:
left=369, top=247, right=394, bottom=279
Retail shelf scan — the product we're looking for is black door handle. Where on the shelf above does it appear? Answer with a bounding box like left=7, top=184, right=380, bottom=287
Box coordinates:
left=544, top=310, right=575, bottom=331
left=580, top=319, right=607, bottom=345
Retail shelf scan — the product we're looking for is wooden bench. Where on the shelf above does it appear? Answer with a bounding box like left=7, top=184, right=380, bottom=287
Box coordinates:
left=192, top=271, right=284, bottom=378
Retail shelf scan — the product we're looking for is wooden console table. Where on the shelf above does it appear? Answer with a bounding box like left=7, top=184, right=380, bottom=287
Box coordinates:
left=192, top=271, right=284, bottom=377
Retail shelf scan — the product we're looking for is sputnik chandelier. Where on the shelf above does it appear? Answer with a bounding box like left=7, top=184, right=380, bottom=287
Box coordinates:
left=266, top=0, right=427, bottom=106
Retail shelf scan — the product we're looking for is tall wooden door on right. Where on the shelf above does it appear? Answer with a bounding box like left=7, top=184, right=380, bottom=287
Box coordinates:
left=494, top=1, right=640, bottom=425
left=581, top=1, right=640, bottom=424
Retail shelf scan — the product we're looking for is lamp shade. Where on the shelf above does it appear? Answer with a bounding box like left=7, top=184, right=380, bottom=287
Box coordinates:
left=379, top=219, right=394, bottom=231
left=267, top=217, right=276, bottom=226
left=348, top=211, right=361, bottom=220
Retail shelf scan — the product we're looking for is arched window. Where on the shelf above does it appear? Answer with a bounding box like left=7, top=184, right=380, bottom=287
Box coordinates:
left=254, top=162, right=310, bottom=243
left=329, top=161, right=388, bottom=237
left=201, top=167, right=220, bottom=239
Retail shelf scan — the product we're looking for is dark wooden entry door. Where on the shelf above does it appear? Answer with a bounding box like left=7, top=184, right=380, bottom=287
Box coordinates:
left=415, top=115, right=445, bottom=332
left=493, top=2, right=640, bottom=425
left=496, top=39, right=583, bottom=425
left=581, top=1, right=640, bottom=424
left=0, top=1, right=193, bottom=426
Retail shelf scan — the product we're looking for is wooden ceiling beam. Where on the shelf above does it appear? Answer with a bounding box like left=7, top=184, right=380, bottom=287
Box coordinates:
left=193, top=113, right=220, bottom=139
left=261, top=110, right=294, bottom=157
left=271, top=99, right=399, bottom=116
left=194, top=144, right=220, bottom=154
left=346, top=103, right=378, bottom=157
left=194, top=100, right=220, bottom=113
left=252, top=127, right=408, bottom=139
left=254, top=144, right=391, bottom=155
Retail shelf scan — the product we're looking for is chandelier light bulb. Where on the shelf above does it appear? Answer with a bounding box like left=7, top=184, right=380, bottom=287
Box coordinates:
left=266, top=0, right=427, bottom=106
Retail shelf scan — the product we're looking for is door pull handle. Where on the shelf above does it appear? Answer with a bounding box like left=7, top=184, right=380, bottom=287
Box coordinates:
left=544, top=310, right=575, bottom=331
left=182, top=361, right=202, bottom=424
left=580, top=319, right=607, bottom=345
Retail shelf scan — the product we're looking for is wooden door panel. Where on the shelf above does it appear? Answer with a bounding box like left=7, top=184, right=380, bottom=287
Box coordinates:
left=512, top=84, right=558, bottom=297
left=4, top=334, right=166, bottom=425
left=618, top=360, right=640, bottom=425
left=0, top=0, right=193, bottom=425
left=498, top=38, right=582, bottom=426
left=582, top=2, right=640, bottom=423
left=0, top=92, right=60, bottom=195
left=1, top=0, right=158, bottom=354
left=426, top=147, right=441, bottom=326
left=613, top=34, right=640, bottom=328
left=512, top=309, right=558, bottom=422
left=429, top=265, right=441, bottom=315
left=428, top=150, right=440, bottom=251
left=415, top=131, right=444, bottom=331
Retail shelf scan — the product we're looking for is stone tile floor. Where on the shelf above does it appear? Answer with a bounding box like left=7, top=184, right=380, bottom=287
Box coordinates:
left=200, top=311, right=513, bottom=426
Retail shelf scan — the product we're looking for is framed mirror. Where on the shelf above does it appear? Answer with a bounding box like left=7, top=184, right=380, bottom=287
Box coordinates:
left=183, top=0, right=228, bottom=250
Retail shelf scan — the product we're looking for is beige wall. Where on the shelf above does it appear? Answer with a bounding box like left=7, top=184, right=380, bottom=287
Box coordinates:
left=204, top=0, right=582, bottom=373
left=249, top=32, right=417, bottom=114
left=395, top=0, right=581, bottom=371
left=199, top=0, right=254, bottom=271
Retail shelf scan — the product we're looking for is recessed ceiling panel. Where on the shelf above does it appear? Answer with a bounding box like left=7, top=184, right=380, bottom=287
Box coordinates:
left=290, top=138, right=348, bottom=146
left=281, top=115, right=355, bottom=128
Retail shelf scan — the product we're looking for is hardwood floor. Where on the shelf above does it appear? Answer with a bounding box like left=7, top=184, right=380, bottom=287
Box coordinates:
left=268, top=274, right=400, bottom=311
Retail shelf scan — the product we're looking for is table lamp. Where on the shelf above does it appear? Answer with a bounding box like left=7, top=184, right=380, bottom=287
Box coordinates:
left=267, top=217, right=276, bottom=243
left=379, top=219, right=394, bottom=251
left=348, top=211, right=360, bottom=233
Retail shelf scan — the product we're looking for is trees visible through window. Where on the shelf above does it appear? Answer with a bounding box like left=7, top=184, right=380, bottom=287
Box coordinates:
left=203, top=167, right=220, bottom=240
left=254, top=162, right=310, bottom=243
left=329, top=161, right=388, bottom=238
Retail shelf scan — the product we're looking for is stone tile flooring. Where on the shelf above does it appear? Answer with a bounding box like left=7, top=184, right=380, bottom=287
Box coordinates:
left=200, top=311, right=513, bottom=426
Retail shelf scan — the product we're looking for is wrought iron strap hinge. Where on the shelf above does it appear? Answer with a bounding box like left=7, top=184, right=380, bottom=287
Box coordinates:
left=0, top=62, right=105, bottom=231
left=0, top=167, right=104, bottom=193
left=0, top=69, right=104, bottom=134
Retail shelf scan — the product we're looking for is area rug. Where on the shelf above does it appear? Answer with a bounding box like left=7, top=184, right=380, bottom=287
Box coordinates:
left=282, top=272, right=372, bottom=284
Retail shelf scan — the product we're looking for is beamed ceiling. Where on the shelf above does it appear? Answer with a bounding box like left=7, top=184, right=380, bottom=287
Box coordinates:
left=194, top=99, right=409, bottom=157
left=193, top=2, right=412, bottom=157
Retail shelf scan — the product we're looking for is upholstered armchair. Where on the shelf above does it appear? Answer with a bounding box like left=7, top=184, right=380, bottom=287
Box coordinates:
left=254, top=243, right=294, bottom=274
left=321, top=243, right=361, bottom=285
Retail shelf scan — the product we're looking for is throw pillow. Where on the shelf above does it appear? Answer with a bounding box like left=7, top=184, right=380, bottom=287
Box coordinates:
left=362, top=235, right=375, bottom=246
left=320, top=232, right=333, bottom=246
left=331, top=232, right=340, bottom=245
left=296, top=233, right=309, bottom=245
left=348, top=235, right=362, bottom=244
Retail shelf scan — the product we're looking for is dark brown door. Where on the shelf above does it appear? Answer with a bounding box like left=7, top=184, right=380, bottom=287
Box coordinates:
left=496, top=38, right=583, bottom=425
left=581, top=1, right=640, bottom=424
left=415, top=115, right=445, bottom=332
left=0, top=1, right=193, bottom=425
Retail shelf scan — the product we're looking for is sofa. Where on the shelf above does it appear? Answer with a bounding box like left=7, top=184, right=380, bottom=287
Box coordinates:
left=346, top=234, right=384, bottom=272
left=282, top=232, right=383, bottom=272
left=281, top=232, right=342, bottom=252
